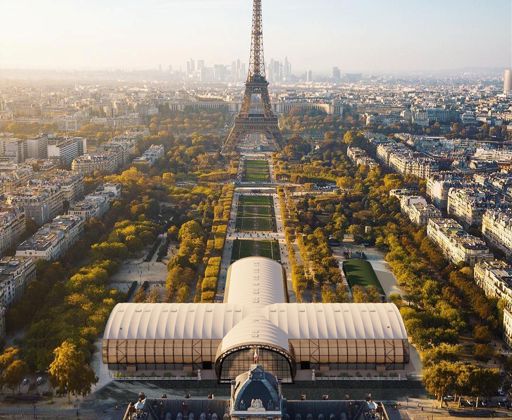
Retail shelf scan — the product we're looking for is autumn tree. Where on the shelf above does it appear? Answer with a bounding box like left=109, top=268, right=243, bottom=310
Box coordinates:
left=49, top=341, right=97, bottom=401
left=0, top=347, right=28, bottom=393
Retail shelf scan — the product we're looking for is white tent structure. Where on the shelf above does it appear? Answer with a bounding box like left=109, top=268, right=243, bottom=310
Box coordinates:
left=103, top=257, right=409, bottom=382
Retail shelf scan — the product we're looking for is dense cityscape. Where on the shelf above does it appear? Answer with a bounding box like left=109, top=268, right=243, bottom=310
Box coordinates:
left=0, top=0, right=511, bottom=419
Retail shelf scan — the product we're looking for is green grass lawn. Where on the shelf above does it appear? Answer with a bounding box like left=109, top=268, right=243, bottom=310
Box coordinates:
left=231, top=239, right=281, bottom=262
left=238, top=195, right=273, bottom=206
left=236, top=195, right=276, bottom=232
left=243, top=159, right=270, bottom=183
left=235, top=216, right=275, bottom=231
left=342, top=259, right=385, bottom=295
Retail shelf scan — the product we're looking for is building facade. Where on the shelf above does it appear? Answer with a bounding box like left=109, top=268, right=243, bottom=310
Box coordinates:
left=482, top=209, right=512, bottom=258
left=427, top=218, right=492, bottom=266
left=0, top=206, right=25, bottom=257
left=16, top=214, right=84, bottom=261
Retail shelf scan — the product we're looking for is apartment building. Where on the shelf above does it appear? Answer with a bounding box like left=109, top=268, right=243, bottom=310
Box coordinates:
left=474, top=259, right=512, bottom=348
left=482, top=209, right=512, bottom=258
left=427, top=218, right=492, bottom=266
left=0, top=162, right=33, bottom=194
left=6, top=185, right=64, bottom=226
left=474, top=259, right=512, bottom=305
left=399, top=195, right=441, bottom=226
left=47, top=137, right=83, bottom=166
left=93, top=183, right=122, bottom=201
left=25, top=135, right=48, bottom=159
left=346, top=146, right=378, bottom=168
left=132, top=144, right=165, bottom=168
left=101, top=136, right=138, bottom=168
left=505, top=307, right=512, bottom=347
left=0, top=256, right=36, bottom=337
left=0, top=256, right=36, bottom=308
left=16, top=214, right=84, bottom=261
left=426, top=172, right=467, bottom=210
left=376, top=141, right=439, bottom=179
left=0, top=206, right=25, bottom=257
left=69, top=195, right=109, bottom=220
left=36, top=170, right=84, bottom=205
left=0, top=138, right=26, bottom=163
left=447, top=187, right=505, bottom=228
left=71, top=153, right=117, bottom=175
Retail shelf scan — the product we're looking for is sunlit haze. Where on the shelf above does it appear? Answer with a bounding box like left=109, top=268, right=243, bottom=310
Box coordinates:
left=1, top=0, right=511, bottom=73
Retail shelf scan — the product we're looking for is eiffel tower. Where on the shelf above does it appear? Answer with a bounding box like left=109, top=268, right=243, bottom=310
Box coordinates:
left=222, top=0, right=282, bottom=154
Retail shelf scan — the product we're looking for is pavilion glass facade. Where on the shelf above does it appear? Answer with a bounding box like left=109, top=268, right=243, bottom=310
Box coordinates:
left=217, top=346, right=294, bottom=383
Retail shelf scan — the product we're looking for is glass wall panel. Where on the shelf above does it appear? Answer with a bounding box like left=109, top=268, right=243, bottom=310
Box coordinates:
left=219, top=347, right=293, bottom=383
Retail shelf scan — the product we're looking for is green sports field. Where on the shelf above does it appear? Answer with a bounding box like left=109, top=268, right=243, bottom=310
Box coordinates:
left=231, top=239, right=281, bottom=262
left=236, top=195, right=276, bottom=232
left=342, top=259, right=385, bottom=295
left=242, top=159, right=270, bottom=183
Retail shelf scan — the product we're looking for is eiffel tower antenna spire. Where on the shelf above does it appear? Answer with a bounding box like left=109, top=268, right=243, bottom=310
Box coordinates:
left=249, top=0, right=265, bottom=78
left=222, top=0, right=282, bottom=154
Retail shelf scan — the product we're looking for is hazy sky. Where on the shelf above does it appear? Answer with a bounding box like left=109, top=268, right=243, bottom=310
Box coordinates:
left=0, top=0, right=511, bottom=73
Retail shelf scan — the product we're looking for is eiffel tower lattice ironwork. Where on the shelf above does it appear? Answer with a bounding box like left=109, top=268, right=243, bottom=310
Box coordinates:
left=222, top=0, right=282, bottom=153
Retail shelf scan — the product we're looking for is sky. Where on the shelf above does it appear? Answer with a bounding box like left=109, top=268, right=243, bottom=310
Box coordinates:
left=0, top=0, right=510, bottom=74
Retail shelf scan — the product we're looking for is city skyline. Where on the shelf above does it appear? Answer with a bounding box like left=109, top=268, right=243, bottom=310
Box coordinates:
left=0, top=0, right=510, bottom=73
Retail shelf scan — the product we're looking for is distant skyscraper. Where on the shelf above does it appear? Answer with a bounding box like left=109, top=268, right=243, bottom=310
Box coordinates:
left=284, top=57, right=291, bottom=80
left=332, top=66, right=341, bottom=82
left=504, top=69, right=512, bottom=95
left=306, top=70, right=313, bottom=82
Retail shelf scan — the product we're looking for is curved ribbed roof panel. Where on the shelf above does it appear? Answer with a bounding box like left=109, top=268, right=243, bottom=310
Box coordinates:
left=103, top=302, right=407, bottom=341
left=224, top=257, right=286, bottom=305
left=218, top=313, right=290, bottom=355
left=262, top=303, right=408, bottom=340
left=103, top=303, right=252, bottom=340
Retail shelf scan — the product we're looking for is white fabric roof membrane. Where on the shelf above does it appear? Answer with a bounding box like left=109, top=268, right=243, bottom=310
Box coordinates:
left=103, top=302, right=407, bottom=341
left=217, top=312, right=290, bottom=355
left=224, top=257, right=287, bottom=305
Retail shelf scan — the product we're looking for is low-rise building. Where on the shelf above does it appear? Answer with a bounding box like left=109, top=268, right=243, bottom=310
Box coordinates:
left=427, top=218, right=492, bottom=266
